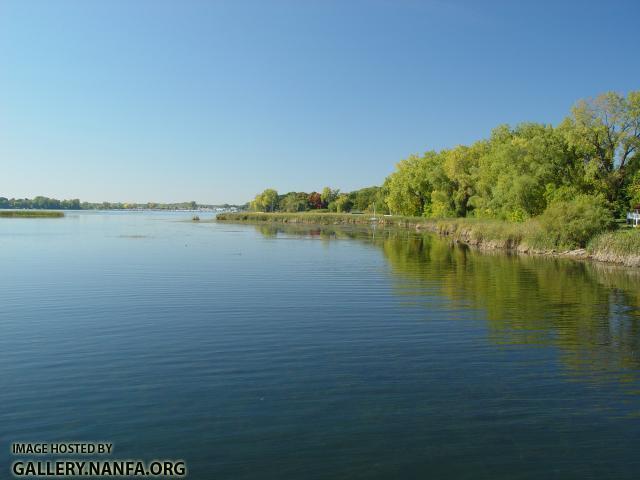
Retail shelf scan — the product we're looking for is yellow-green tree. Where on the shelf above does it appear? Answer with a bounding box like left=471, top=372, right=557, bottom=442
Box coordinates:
left=251, top=188, right=279, bottom=212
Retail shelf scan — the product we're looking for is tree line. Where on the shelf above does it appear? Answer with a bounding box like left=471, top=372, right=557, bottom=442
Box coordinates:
left=80, top=201, right=199, bottom=210
left=0, top=196, right=81, bottom=210
left=0, top=198, right=238, bottom=211
left=250, top=186, right=385, bottom=213
left=251, top=91, right=640, bottom=223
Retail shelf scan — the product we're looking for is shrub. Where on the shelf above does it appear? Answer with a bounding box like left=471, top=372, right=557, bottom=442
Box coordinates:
left=538, top=194, right=614, bottom=248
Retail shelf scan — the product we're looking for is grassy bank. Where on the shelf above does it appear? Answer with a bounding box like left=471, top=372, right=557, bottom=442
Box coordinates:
left=216, top=213, right=543, bottom=248
left=587, top=230, right=640, bottom=267
left=216, top=212, right=424, bottom=227
left=217, top=212, right=640, bottom=267
left=0, top=210, right=65, bottom=218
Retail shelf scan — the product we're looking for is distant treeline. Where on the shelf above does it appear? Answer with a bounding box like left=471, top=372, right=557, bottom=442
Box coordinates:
left=0, top=196, right=81, bottom=210
left=81, top=201, right=243, bottom=210
left=0, top=197, right=243, bottom=211
left=250, top=186, right=384, bottom=214
left=81, top=201, right=200, bottom=210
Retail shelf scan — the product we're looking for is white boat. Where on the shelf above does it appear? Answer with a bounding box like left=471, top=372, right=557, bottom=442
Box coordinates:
left=370, top=205, right=378, bottom=222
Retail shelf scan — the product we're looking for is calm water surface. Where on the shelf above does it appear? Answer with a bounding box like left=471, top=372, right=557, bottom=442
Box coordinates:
left=1, top=211, right=640, bottom=479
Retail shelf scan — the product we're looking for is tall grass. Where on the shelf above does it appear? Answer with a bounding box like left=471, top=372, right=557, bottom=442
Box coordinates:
left=216, top=212, right=425, bottom=227
left=587, top=229, right=640, bottom=266
left=0, top=210, right=64, bottom=218
left=217, top=210, right=640, bottom=266
left=217, top=213, right=553, bottom=250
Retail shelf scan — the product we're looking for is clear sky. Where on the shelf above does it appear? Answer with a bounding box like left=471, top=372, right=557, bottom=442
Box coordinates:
left=1, top=0, right=639, bottom=204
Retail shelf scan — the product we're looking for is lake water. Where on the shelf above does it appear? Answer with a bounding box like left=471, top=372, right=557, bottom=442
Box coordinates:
left=1, top=211, right=639, bottom=479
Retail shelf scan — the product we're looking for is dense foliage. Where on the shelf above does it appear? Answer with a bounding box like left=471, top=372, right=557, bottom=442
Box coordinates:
left=0, top=196, right=81, bottom=210
left=383, top=91, right=640, bottom=220
left=537, top=194, right=615, bottom=248
left=250, top=186, right=386, bottom=214
left=250, top=91, right=640, bottom=236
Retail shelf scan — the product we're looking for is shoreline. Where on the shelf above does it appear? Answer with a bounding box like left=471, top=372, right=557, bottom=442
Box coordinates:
left=216, top=212, right=640, bottom=268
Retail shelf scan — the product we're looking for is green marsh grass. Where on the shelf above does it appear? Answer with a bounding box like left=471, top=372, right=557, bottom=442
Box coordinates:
left=587, top=229, right=640, bottom=266
left=217, top=212, right=624, bottom=256
left=0, top=210, right=64, bottom=218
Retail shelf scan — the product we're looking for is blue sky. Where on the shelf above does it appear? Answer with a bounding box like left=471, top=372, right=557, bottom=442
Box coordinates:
left=1, top=0, right=639, bottom=204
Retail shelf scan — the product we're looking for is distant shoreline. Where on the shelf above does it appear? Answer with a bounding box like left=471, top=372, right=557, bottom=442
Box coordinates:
left=0, top=207, right=240, bottom=213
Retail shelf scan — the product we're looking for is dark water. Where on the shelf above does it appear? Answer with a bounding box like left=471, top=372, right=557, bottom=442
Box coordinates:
left=2, top=212, right=640, bottom=479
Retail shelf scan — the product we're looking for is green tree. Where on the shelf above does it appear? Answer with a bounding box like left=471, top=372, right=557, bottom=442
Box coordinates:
left=627, top=171, right=640, bottom=208
left=332, top=194, right=353, bottom=213
left=560, top=91, right=640, bottom=209
left=321, top=187, right=339, bottom=206
left=538, top=194, right=614, bottom=248
left=467, top=123, right=578, bottom=220
left=350, top=186, right=384, bottom=212
left=251, top=189, right=279, bottom=212
left=384, top=152, right=443, bottom=216
left=280, top=192, right=309, bottom=212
